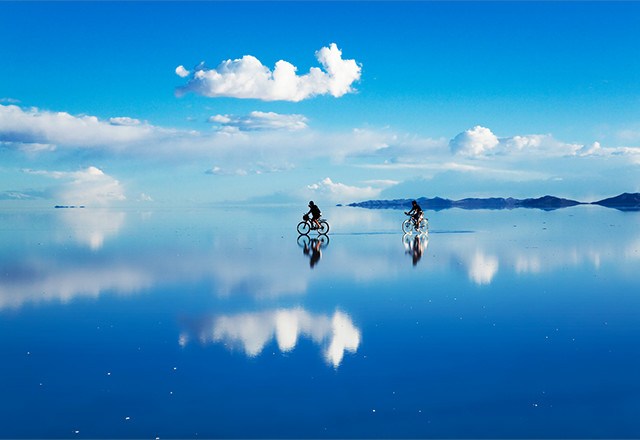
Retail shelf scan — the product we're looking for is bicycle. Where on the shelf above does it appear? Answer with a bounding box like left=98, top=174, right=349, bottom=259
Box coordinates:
left=297, top=214, right=330, bottom=235
left=402, top=213, right=429, bottom=234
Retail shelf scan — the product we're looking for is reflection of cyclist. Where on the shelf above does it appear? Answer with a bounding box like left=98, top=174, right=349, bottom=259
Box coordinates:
left=411, top=235, right=423, bottom=266
left=303, top=238, right=322, bottom=268
left=306, top=201, right=322, bottom=230
left=405, top=200, right=423, bottom=228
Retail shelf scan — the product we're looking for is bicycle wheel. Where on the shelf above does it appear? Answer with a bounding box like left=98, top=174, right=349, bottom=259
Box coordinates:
left=297, top=221, right=310, bottom=235
left=297, top=234, right=311, bottom=248
left=318, top=234, right=330, bottom=247
left=402, top=219, right=413, bottom=234
left=418, top=218, right=429, bottom=233
left=317, top=220, right=330, bottom=235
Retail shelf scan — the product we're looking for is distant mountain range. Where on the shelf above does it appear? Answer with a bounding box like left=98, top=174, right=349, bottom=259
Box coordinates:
left=345, top=193, right=640, bottom=211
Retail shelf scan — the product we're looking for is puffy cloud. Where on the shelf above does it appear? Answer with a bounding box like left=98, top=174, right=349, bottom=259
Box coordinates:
left=137, top=193, right=153, bottom=202
left=0, top=104, right=160, bottom=148
left=577, top=141, right=640, bottom=163
left=206, top=166, right=249, bottom=176
left=505, top=134, right=546, bottom=151
left=175, top=65, right=190, bottom=78
left=0, top=190, right=41, bottom=200
left=108, top=116, right=142, bottom=126
left=23, top=166, right=126, bottom=206
left=449, top=126, right=500, bottom=156
left=449, top=128, right=609, bottom=159
left=208, top=111, right=308, bottom=132
left=185, top=308, right=360, bottom=368
left=175, top=43, right=361, bottom=102
left=306, top=177, right=393, bottom=203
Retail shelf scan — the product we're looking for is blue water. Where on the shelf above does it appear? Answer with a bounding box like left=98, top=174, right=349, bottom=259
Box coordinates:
left=1, top=205, right=639, bottom=438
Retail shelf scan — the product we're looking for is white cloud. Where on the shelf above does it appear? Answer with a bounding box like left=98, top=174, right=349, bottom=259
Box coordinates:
left=306, top=177, right=391, bottom=203
left=137, top=193, right=153, bottom=202
left=175, top=65, right=190, bottom=78
left=109, top=116, right=142, bottom=126
left=449, top=126, right=500, bottom=156
left=206, top=166, right=248, bottom=176
left=187, top=308, right=360, bottom=368
left=23, top=166, right=126, bottom=206
left=0, top=104, right=161, bottom=148
left=175, top=43, right=361, bottom=102
left=577, top=141, right=640, bottom=163
left=208, top=111, right=308, bottom=132
left=0, top=97, right=20, bottom=103
left=505, top=134, right=546, bottom=151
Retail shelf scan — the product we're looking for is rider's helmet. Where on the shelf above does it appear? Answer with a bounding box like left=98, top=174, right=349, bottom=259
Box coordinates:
left=412, top=200, right=417, bottom=205
left=309, top=201, right=315, bottom=207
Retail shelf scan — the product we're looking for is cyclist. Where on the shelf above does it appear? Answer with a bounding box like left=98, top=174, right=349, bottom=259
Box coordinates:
left=405, top=200, right=423, bottom=229
left=306, top=201, right=322, bottom=230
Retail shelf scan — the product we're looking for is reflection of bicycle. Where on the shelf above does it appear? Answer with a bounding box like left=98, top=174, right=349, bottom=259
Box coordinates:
left=403, top=232, right=428, bottom=248
left=297, top=214, right=330, bottom=235
left=403, top=233, right=428, bottom=266
left=298, top=234, right=329, bottom=269
left=297, top=234, right=330, bottom=248
left=402, top=213, right=428, bottom=234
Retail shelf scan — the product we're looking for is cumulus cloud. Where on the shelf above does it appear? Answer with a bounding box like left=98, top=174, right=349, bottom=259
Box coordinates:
left=208, top=111, right=308, bottom=132
left=448, top=127, right=612, bottom=159
left=306, top=177, right=394, bottom=203
left=0, top=104, right=160, bottom=148
left=449, top=126, right=500, bottom=156
left=23, top=166, right=126, bottom=206
left=206, top=166, right=248, bottom=176
left=175, top=65, right=190, bottom=78
left=577, top=141, right=640, bottom=163
left=108, top=116, right=142, bottom=126
left=175, top=43, right=361, bottom=102
left=0, top=190, right=41, bottom=200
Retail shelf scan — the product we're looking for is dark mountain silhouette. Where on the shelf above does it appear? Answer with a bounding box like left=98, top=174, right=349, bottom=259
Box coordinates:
left=346, top=194, right=640, bottom=211
left=591, top=193, right=640, bottom=210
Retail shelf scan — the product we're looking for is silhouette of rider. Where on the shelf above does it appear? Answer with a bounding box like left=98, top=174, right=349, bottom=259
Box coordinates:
left=411, top=235, right=423, bottom=266
left=405, top=200, right=423, bottom=228
left=306, top=201, right=322, bottom=230
left=303, top=238, right=322, bottom=268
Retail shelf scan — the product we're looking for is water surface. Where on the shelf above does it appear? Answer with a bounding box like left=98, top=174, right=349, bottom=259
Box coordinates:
left=1, top=205, right=639, bottom=438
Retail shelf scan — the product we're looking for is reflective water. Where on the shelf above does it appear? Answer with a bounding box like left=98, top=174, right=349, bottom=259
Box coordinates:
left=1, top=205, right=639, bottom=438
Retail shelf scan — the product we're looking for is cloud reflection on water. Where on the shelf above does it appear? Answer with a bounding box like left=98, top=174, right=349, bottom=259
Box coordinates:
left=2, top=207, right=640, bottom=311
left=59, top=209, right=126, bottom=250
left=180, top=308, right=361, bottom=368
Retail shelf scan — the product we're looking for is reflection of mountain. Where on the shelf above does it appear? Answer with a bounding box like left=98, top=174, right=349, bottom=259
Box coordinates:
left=347, top=193, right=640, bottom=210
left=181, top=308, right=361, bottom=368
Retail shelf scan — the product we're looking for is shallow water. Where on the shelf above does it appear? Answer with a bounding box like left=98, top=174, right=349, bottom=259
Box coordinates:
left=1, top=205, right=639, bottom=438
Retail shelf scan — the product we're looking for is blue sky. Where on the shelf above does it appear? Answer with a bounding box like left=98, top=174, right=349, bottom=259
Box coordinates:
left=1, top=1, right=640, bottom=207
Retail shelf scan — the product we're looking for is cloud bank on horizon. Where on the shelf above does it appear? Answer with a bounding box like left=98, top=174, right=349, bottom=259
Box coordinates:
left=3, top=98, right=640, bottom=205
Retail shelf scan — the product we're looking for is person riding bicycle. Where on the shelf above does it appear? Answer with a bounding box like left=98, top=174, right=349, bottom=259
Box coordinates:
left=306, top=201, right=322, bottom=230
left=405, top=200, right=423, bottom=229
